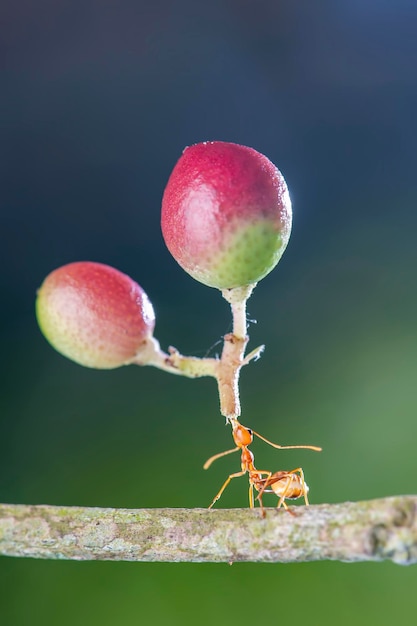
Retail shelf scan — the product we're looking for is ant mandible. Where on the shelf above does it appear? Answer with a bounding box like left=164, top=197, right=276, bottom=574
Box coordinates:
left=203, top=417, right=321, bottom=510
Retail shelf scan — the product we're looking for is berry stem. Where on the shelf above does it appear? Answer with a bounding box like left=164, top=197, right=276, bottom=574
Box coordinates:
left=213, top=284, right=258, bottom=420
left=214, top=333, right=248, bottom=420
left=132, top=284, right=263, bottom=423
left=132, top=337, right=217, bottom=378
left=222, top=284, right=256, bottom=339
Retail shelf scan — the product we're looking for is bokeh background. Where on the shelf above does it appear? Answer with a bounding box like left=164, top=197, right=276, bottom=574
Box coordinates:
left=1, top=1, right=417, bottom=624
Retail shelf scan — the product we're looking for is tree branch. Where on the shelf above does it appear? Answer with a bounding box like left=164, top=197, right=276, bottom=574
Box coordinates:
left=0, top=496, right=416, bottom=565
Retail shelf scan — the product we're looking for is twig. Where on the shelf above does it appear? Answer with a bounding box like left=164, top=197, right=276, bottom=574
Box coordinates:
left=1, top=496, right=416, bottom=564
left=132, top=284, right=262, bottom=421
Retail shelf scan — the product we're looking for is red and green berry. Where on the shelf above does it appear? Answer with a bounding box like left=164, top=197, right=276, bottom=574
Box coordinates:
left=161, top=141, right=292, bottom=290
left=36, top=261, right=155, bottom=369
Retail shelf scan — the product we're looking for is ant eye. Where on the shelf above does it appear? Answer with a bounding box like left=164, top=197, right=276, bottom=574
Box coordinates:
left=248, top=428, right=253, bottom=435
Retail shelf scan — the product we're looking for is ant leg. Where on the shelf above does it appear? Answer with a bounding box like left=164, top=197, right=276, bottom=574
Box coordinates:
left=251, top=470, right=272, bottom=518
left=257, top=491, right=265, bottom=518
left=277, top=468, right=308, bottom=515
left=208, top=470, right=246, bottom=509
left=276, top=476, right=292, bottom=510
left=294, top=467, right=309, bottom=506
left=279, top=499, right=297, bottom=517
left=281, top=468, right=309, bottom=506
left=268, top=475, right=296, bottom=517
left=255, top=471, right=294, bottom=515
left=249, top=483, right=254, bottom=509
left=247, top=472, right=271, bottom=509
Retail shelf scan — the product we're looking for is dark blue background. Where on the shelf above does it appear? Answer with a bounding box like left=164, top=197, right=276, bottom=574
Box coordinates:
left=1, top=1, right=417, bottom=624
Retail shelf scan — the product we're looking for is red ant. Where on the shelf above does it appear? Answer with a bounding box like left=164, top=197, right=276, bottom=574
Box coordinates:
left=203, top=417, right=321, bottom=511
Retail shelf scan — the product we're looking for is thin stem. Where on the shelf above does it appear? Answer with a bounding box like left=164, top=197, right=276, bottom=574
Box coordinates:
left=214, top=284, right=257, bottom=420
left=214, top=333, right=247, bottom=419
left=132, top=337, right=217, bottom=378
left=132, top=284, right=261, bottom=422
left=221, top=284, right=256, bottom=339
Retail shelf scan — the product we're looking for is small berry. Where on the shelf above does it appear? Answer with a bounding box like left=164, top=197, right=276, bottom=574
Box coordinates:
left=161, top=141, right=292, bottom=290
left=36, top=261, right=155, bottom=369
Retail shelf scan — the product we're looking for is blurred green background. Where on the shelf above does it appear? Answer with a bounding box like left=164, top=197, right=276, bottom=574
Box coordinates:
left=2, top=1, right=417, bottom=624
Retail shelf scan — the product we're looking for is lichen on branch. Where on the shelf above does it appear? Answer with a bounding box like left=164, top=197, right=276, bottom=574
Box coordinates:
left=1, top=496, right=416, bottom=565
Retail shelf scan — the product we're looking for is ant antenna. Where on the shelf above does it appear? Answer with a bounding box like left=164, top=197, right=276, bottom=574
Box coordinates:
left=251, top=428, right=322, bottom=452
left=203, top=446, right=239, bottom=470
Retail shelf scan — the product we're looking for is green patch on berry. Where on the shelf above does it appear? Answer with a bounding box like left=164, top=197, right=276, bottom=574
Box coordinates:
left=190, top=218, right=290, bottom=289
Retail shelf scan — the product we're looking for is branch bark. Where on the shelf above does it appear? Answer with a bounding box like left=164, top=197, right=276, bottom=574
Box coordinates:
left=0, top=496, right=416, bottom=565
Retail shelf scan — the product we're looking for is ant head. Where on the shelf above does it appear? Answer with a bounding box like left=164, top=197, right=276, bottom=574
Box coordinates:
left=232, top=423, right=253, bottom=447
